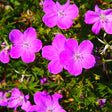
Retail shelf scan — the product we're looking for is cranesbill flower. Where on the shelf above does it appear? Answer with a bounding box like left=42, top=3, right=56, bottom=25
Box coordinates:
left=8, top=87, right=30, bottom=111
left=29, top=91, right=66, bottom=112
left=42, top=0, right=79, bottom=29
left=0, top=91, right=8, bottom=106
left=42, top=34, right=66, bottom=74
left=60, top=39, right=96, bottom=76
left=9, top=27, right=42, bottom=63
left=99, top=99, right=106, bottom=109
left=0, top=47, right=10, bottom=63
left=85, top=5, right=112, bottom=34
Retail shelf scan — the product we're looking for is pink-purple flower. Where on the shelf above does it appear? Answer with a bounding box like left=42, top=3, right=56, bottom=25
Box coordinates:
left=8, top=87, right=30, bottom=111
left=29, top=91, right=66, bottom=112
left=42, top=34, right=66, bottom=74
left=42, top=0, right=79, bottom=29
left=60, top=39, right=96, bottom=76
left=0, top=47, right=10, bottom=63
left=9, top=27, right=42, bottom=63
left=85, top=5, right=112, bottom=34
left=0, top=91, right=8, bottom=106
left=99, top=99, right=106, bottom=109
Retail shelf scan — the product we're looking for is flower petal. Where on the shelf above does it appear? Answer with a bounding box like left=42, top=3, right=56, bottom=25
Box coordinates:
left=57, top=17, right=73, bottom=29
left=30, top=39, right=42, bottom=52
left=67, top=61, right=82, bottom=76
left=43, top=0, right=56, bottom=13
left=42, top=45, right=58, bottom=60
left=64, top=39, right=78, bottom=53
left=9, top=29, right=23, bottom=43
left=60, top=50, right=73, bottom=66
left=34, top=91, right=51, bottom=108
left=48, top=59, right=63, bottom=74
left=24, top=27, right=37, bottom=41
left=81, top=54, right=96, bottom=69
left=42, top=13, right=57, bottom=28
left=52, top=34, right=66, bottom=52
left=10, top=45, right=22, bottom=59
left=95, top=5, right=102, bottom=13
left=52, top=93, right=62, bottom=108
left=103, top=22, right=112, bottom=34
left=65, top=4, right=79, bottom=19
left=78, top=40, right=93, bottom=54
left=0, top=49, right=10, bottom=63
left=21, top=49, right=35, bottom=63
left=84, top=11, right=99, bottom=24
left=92, top=21, right=102, bottom=34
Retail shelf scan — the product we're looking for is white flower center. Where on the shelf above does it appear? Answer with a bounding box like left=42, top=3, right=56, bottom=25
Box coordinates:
left=18, top=96, right=24, bottom=102
left=100, top=14, right=107, bottom=22
left=23, top=41, right=29, bottom=47
left=57, top=10, right=64, bottom=17
left=0, top=96, right=3, bottom=101
left=74, top=53, right=81, bottom=60
left=46, top=107, right=53, bottom=112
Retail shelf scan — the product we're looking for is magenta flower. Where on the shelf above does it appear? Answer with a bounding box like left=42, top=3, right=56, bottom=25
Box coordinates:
left=42, top=34, right=66, bottom=74
left=29, top=91, right=66, bottom=112
left=8, top=87, right=30, bottom=111
left=85, top=5, right=112, bottom=34
left=42, top=0, right=79, bottom=29
left=0, top=47, right=10, bottom=63
left=99, top=99, right=106, bottom=109
left=9, top=27, right=42, bottom=63
left=0, top=91, right=8, bottom=106
left=60, top=39, right=96, bottom=76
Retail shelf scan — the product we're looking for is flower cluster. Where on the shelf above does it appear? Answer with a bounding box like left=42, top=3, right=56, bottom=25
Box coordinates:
left=42, top=34, right=96, bottom=76
left=0, top=87, right=31, bottom=111
left=29, top=91, right=66, bottom=112
left=0, top=88, right=66, bottom=112
left=0, top=27, right=42, bottom=63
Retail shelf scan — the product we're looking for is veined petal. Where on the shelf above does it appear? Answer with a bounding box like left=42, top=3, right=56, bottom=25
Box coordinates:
left=81, top=54, right=96, bottom=69
left=30, top=39, right=42, bottom=52
left=60, top=50, right=73, bottom=66
left=65, top=4, right=79, bottom=19
left=56, top=0, right=70, bottom=10
left=48, top=59, right=63, bottom=74
left=43, top=0, right=57, bottom=13
left=0, top=49, right=10, bottom=63
left=67, top=61, right=82, bottom=76
left=42, top=13, right=57, bottom=28
left=9, top=29, right=23, bottom=43
left=10, top=45, right=22, bottom=59
left=103, top=9, right=112, bottom=15
left=42, top=45, right=58, bottom=60
left=84, top=11, right=99, bottom=24
left=95, top=4, right=102, bottom=13
left=92, top=21, right=102, bottom=34
left=64, top=39, right=78, bottom=53
left=103, top=22, right=112, bottom=34
left=24, top=27, right=37, bottom=41
left=21, top=49, right=35, bottom=63
left=78, top=40, right=93, bottom=54
left=52, top=93, right=62, bottom=108
left=34, top=91, right=51, bottom=108
left=57, top=17, right=73, bottom=29
left=52, top=34, right=66, bottom=52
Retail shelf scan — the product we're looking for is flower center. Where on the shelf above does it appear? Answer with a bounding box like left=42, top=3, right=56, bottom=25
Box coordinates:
left=0, top=96, right=3, bottom=101
left=99, top=14, right=107, bottom=22
left=46, top=107, right=53, bottom=112
left=74, top=53, right=81, bottom=60
left=57, top=10, right=64, bottom=17
left=18, top=96, right=24, bottom=103
left=23, top=41, right=29, bottom=47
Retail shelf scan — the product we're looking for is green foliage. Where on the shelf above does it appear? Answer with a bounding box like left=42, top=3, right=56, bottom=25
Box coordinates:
left=0, top=0, right=112, bottom=111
